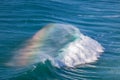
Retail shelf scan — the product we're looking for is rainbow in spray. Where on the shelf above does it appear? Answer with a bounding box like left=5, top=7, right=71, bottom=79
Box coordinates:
left=7, top=24, right=104, bottom=67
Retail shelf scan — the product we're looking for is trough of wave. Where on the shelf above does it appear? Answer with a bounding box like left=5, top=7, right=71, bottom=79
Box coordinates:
left=7, top=24, right=104, bottom=67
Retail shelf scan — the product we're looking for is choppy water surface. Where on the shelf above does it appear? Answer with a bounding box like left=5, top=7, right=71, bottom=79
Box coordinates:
left=0, top=0, right=120, bottom=80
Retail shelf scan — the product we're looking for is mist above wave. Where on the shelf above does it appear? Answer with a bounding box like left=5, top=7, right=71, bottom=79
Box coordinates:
left=6, top=23, right=104, bottom=68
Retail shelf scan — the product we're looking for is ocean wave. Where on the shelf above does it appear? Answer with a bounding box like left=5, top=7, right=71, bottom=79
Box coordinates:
left=6, top=23, right=104, bottom=68
left=78, top=15, right=120, bottom=18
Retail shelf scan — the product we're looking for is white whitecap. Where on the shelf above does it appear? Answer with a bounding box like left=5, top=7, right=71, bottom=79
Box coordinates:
left=54, top=34, right=103, bottom=67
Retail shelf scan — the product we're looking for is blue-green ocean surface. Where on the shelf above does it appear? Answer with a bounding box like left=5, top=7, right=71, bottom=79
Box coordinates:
left=0, top=0, right=120, bottom=80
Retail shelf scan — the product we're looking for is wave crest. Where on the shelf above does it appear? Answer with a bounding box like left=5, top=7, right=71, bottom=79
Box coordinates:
left=6, top=23, right=104, bottom=67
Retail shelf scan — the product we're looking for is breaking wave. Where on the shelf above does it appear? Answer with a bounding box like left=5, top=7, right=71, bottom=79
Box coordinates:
left=7, top=23, right=104, bottom=67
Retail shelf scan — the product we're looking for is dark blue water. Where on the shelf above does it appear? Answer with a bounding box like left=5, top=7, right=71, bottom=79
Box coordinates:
left=0, top=0, right=120, bottom=80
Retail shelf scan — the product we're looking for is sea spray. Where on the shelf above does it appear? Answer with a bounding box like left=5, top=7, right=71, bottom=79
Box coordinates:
left=6, top=23, right=104, bottom=67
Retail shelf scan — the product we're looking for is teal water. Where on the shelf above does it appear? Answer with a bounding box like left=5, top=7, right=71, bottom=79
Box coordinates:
left=0, top=0, right=120, bottom=80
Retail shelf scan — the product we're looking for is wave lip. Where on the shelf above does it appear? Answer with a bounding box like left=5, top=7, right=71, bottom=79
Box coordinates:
left=6, top=23, right=104, bottom=68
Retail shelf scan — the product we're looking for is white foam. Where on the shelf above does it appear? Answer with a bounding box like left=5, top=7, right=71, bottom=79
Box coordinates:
left=54, top=34, right=104, bottom=67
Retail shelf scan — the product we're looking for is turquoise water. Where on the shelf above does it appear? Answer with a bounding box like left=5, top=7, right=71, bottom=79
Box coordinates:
left=0, top=0, right=120, bottom=80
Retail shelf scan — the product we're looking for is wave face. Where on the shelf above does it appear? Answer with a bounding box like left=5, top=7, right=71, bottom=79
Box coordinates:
left=7, top=24, right=104, bottom=67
